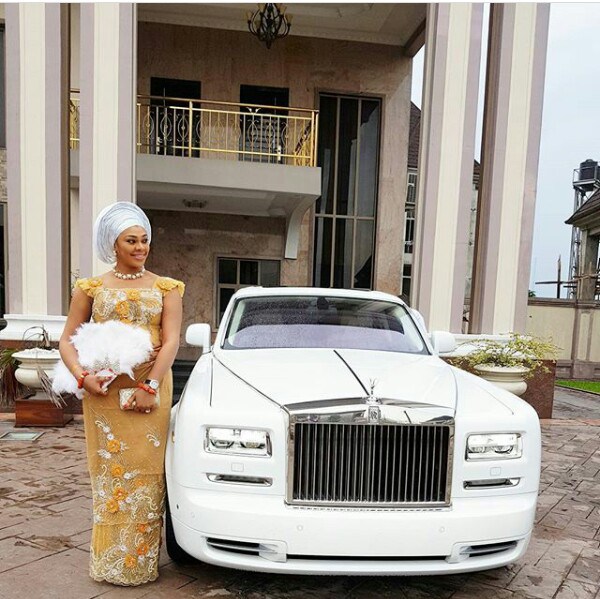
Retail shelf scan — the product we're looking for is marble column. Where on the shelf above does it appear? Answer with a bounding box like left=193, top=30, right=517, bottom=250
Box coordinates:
left=411, top=3, right=484, bottom=333
left=470, top=3, right=550, bottom=334
left=4, top=4, right=70, bottom=339
left=577, top=230, right=599, bottom=301
left=79, top=3, right=137, bottom=277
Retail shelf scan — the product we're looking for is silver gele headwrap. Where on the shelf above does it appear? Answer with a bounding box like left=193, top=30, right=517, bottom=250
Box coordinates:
left=93, top=201, right=152, bottom=264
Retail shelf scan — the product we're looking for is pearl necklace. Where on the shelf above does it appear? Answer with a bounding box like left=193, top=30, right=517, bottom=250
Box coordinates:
left=113, top=267, right=146, bottom=280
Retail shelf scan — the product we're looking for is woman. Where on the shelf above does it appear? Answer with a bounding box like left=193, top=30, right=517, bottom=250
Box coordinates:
left=59, top=202, right=184, bottom=586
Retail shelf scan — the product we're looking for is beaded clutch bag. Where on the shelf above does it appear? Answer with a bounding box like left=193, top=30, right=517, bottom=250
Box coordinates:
left=119, top=387, right=160, bottom=411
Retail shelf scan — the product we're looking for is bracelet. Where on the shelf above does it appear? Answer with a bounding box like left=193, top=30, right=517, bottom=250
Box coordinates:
left=137, top=382, right=157, bottom=395
left=77, top=370, right=90, bottom=389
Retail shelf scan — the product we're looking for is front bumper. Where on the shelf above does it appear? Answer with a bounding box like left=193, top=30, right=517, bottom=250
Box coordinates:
left=167, top=479, right=536, bottom=575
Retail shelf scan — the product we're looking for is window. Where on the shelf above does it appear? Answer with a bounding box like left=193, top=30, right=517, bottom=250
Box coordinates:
left=404, top=207, right=415, bottom=254
left=223, top=295, right=429, bottom=355
left=402, top=171, right=419, bottom=296
left=406, top=171, right=417, bottom=205
left=313, top=94, right=381, bottom=290
left=402, top=264, right=412, bottom=303
left=217, top=258, right=280, bottom=324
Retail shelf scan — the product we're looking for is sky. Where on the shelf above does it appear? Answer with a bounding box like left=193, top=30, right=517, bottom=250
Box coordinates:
left=410, top=4, right=600, bottom=298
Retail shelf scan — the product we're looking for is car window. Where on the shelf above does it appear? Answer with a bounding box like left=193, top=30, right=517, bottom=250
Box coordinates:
left=222, top=296, right=429, bottom=354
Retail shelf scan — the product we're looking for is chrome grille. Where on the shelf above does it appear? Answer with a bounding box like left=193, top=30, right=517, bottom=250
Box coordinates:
left=289, top=423, right=452, bottom=506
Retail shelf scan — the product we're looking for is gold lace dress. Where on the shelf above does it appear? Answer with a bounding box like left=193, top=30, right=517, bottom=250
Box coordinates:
left=74, top=276, right=185, bottom=586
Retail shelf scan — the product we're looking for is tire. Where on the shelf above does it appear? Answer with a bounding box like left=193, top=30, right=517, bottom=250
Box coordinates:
left=165, top=496, right=197, bottom=564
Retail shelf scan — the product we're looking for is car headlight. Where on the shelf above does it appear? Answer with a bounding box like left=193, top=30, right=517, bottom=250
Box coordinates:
left=206, top=428, right=271, bottom=457
left=466, top=433, right=522, bottom=460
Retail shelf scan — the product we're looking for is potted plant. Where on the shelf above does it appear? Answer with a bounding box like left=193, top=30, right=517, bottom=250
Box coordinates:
left=0, top=348, right=28, bottom=409
left=456, top=333, right=558, bottom=396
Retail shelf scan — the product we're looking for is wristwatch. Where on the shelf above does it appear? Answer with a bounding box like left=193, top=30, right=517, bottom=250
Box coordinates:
left=144, top=379, right=160, bottom=391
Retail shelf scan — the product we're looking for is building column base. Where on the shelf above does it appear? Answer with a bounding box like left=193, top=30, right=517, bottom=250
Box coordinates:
left=0, top=314, right=67, bottom=343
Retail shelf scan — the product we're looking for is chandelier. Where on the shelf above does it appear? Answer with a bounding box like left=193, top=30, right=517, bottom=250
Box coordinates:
left=247, top=4, right=292, bottom=49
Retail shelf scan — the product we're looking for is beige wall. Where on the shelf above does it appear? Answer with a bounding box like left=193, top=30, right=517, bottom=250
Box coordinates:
left=526, top=302, right=575, bottom=360
left=527, top=299, right=600, bottom=379
left=144, top=209, right=285, bottom=358
left=137, top=22, right=412, bottom=297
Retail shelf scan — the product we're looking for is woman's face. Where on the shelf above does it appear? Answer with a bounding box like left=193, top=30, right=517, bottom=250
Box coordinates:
left=114, top=226, right=150, bottom=269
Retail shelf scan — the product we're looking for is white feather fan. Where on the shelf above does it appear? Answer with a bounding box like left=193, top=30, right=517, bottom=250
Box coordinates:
left=52, top=321, right=153, bottom=399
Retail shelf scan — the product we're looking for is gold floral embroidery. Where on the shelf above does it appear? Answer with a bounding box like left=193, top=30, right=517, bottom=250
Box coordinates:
left=115, top=301, right=130, bottom=319
left=155, top=277, right=185, bottom=297
left=126, top=289, right=141, bottom=301
left=74, top=277, right=104, bottom=298
left=145, top=426, right=161, bottom=448
left=136, top=523, right=149, bottom=534
left=107, top=439, right=122, bottom=453
left=111, top=464, right=125, bottom=478
left=93, top=288, right=163, bottom=328
left=89, top=523, right=162, bottom=585
left=84, top=281, right=174, bottom=586
left=113, top=487, right=128, bottom=501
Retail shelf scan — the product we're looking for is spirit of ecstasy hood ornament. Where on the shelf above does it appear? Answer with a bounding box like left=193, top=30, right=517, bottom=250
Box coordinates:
left=366, top=379, right=381, bottom=423
left=367, top=378, right=380, bottom=404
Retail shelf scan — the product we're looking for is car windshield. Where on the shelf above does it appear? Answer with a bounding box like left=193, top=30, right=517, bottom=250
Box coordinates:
left=222, top=295, right=429, bottom=354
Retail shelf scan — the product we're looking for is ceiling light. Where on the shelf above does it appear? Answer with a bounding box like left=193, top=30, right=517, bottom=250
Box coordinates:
left=247, top=4, right=292, bottom=50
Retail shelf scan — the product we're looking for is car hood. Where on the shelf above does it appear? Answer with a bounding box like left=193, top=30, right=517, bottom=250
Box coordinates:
left=214, top=348, right=457, bottom=411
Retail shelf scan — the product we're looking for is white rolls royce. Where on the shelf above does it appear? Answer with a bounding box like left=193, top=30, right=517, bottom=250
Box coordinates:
left=165, top=287, right=541, bottom=575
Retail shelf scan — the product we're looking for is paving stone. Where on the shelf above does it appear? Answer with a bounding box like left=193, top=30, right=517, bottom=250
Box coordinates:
left=567, top=555, right=600, bottom=585
left=554, top=580, right=600, bottom=599
left=567, top=519, right=600, bottom=541
left=449, top=580, right=517, bottom=598
left=0, top=392, right=598, bottom=598
left=534, top=538, right=589, bottom=574
left=507, top=565, right=564, bottom=598
left=540, top=511, right=573, bottom=530
left=0, top=549, right=101, bottom=599
left=0, top=535, right=56, bottom=574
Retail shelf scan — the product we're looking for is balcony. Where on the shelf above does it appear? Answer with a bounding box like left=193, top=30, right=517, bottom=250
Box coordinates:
left=69, top=91, right=321, bottom=258
left=70, top=91, right=318, bottom=167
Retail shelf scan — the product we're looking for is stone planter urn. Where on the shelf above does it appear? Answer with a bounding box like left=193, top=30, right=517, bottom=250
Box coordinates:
left=13, top=348, right=61, bottom=394
left=474, top=364, right=529, bottom=396
left=12, top=348, right=72, bottom=427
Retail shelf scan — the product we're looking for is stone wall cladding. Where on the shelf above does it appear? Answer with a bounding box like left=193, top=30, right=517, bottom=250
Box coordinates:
left=145, top=209, right=285, bottom=360
left=137, top=22, right=412, bottom=297
left=0, top=148, right=7, bottom=203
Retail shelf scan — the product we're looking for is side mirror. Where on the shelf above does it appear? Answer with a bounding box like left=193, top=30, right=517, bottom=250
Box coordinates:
left=430, top=331, right=456, bottom=355
left=186, top=323, right=212, bottom=353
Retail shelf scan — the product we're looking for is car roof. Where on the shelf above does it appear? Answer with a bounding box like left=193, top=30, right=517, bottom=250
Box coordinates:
left=232, top=286, right=407, bottom=306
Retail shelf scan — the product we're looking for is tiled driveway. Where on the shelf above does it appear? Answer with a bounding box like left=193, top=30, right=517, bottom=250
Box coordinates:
left=0, top=389, right=599, bottom=599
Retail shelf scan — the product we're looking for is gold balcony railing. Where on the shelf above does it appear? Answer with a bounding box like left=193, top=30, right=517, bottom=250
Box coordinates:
left=69, top=91, right=319, bottom=167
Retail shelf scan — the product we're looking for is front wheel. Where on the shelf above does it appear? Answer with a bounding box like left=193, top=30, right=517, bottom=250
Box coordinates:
left=165, top=496, right=197, bottom=564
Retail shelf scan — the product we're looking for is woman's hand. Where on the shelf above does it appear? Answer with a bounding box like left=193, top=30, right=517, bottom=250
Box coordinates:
left=149, top=345, right=161, bottom=361
left=127, top=388, right=157, bottom=414
left=82, top=374, right=111, bottom=396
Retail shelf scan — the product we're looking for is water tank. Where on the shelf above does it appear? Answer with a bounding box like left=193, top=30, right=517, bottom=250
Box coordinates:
left=575, top=159, right=599, bottom=191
